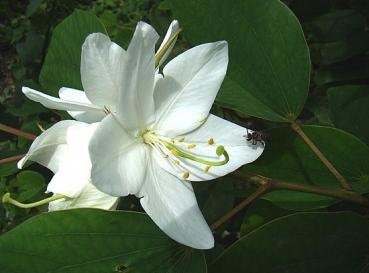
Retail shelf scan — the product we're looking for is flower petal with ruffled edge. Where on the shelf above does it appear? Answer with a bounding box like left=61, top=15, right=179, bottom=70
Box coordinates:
left=18, top=120, right=118, bottom=210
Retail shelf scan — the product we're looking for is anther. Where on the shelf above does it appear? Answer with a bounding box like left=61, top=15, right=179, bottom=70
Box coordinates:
left=187, top=144, right=196, bottom=149
left=182, top=171, right=190, bottom=179
left=204, top=166, right=211, bottom=173
left=199, top=117, right=207, bottom=124
left=103, top=105, right=111, bottom=114
left=177, top=136, right=185, bottom=142
left=175, top=160, right=180, bottom=165
left=208, top=138, right=214, bottom=145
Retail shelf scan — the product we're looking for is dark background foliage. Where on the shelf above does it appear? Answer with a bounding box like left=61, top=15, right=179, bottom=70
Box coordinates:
left=1, top=0, right=369, bottom=272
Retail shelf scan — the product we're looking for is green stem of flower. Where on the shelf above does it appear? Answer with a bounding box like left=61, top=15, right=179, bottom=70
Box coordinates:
left=2, top=193, right=66, bottom=209
left=154, top=28, right=182, bottom=67
left=163, top=141, right=229, bottom=166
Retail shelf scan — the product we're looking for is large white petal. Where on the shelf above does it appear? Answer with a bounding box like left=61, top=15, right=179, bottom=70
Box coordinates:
left=154, top=42, right=228, bottom=137
left=116, top=22, right=158, bottom=131
left=17, top=120, right=79, bottom=173
left=139, top=155, right=214, bottom=249
left=22, top=87, right=103, bottom=119
left=59, top=87, right=106, bottom=122
left=157, top=20, right=179, bottom=67
left=81, top=33, right=126, bottom=107
left=89, top=115, right=148, bottom=197
left=48, top=183, right=118, bottom=211
left=46, top=123, right=98, bottom=198
left=156, top=114, right=264, bottom=181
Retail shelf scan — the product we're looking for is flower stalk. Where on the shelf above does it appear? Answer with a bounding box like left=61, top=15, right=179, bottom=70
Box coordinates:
left=2, top=193, right=66, bottom=209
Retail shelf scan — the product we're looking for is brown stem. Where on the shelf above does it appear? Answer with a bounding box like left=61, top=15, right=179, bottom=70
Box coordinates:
left=234, top=172, right=369, bottom=207
left=210, top=182, right=272, bottom=230
left=0, top=123, right=36, bottom=141
left=0, top=154, right=25, bottom=164
left=290, top=120, right=352, bottom=191
left=210, top=172, right=369, bottom=230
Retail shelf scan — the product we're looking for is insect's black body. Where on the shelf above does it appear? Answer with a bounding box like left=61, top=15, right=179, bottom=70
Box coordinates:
left=244, top=129, right=267, bottom=146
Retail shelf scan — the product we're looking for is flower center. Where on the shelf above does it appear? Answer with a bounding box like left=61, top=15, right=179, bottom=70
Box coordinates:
left=141, top=130, right=229, bottom=179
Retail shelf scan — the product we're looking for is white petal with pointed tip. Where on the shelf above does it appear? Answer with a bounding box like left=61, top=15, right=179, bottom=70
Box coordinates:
left=89, top=115, right=149, bottom=197
left=48, top=183, right=118, bottom=211
left=155, top=114, right=264, bottom=181
left=116, top=22, right=159, bottom=131
left=59, top=87, right=105, bottom=122
left=157, top=20, right=179, bottom=67
left=81, top=33, right=126, bottom=107
left=154, top=42, right=228, bottom=137
left=22, top=87, right=103, bottom=118
left=139, top=156, right=214, bottom=249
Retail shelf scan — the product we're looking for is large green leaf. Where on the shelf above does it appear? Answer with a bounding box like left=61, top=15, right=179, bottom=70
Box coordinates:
left=0, top=209, right=206, bottom=273
left=171, top=0, right=310, bottom=122
left=210, top=212, right=369, bottom=273
left=328, top=85, right=369, bottom=145
left=244, top=125, right=369, bottom=210
left=39, top=10, right=107, bottom=96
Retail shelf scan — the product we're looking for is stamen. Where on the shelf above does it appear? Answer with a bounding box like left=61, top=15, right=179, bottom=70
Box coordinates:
left=177, top=136, right=185, bottom=142
left=2, top=192, right=66, bottom=209
left=182, top=171, right=190, bottom=179
left=175, top=160, right=180, bottom=165
left=187, top=144, right=196, bottom=149
left=103, top=105, right=111, bottom=115
left=163, top=141, right=229, bottom=167
left=208, top=138, right=214, bottom=145
left=37, top=122, right=46, bottom=132
left=204, top=165, right=211, bottom=173
left=155, top=28, right=182, bottom=67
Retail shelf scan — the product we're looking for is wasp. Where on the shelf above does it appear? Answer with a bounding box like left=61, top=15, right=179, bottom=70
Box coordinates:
left=244, top=129, right=267, bottom=146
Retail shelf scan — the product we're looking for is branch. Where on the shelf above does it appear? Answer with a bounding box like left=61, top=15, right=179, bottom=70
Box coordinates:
left=210, top=172, right=369, bottom=230
left=290, top=120, right=352, bottom=191
left=0, top=154, right=25, bottom=164
left=234, top=172, right=369, bottom=207
left=0, top=123, right=36, bottom=141
left=210, top=182, right=272, bottom=230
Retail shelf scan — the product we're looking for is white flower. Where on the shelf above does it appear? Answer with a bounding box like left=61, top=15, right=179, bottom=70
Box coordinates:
left=21, top=20, right=180, bottom=123
left=17, top=121, right=118, bottom=211
left=88, top=22, right=264, bottom=249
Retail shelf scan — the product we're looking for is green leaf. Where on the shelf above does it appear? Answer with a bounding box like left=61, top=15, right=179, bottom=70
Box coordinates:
left=210, top=212, right=369, bottom=273
left=0, top=209, right=206, bottom=273
left=240, top=199, right=293, bottom=235
left=171, top=0, right=310, bottom=122
left=194, top=177, right=234, bottom=224
left=306, top=10, right=367, bottom=42
left=12, top=171, right=45, bottom=202
left=328, top=85, right=369, bottom=145
left=244, top=125, right=369, bottom=210
left=39, top=9, right=107, bottom=96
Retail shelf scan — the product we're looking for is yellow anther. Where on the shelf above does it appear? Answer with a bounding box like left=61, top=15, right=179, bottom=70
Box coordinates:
left=204, top=165, right=211, bottom=173
left=208, top=138, right=214, bottom=145
left=177, top=136, right=185, bottom=142
left=199, top=117, right=207, bottom=124
left=175, top=160, right=180, bottom=165
left=187, top=144, right=196, bottom=149
left=182, top=171, right=190, bottom=179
